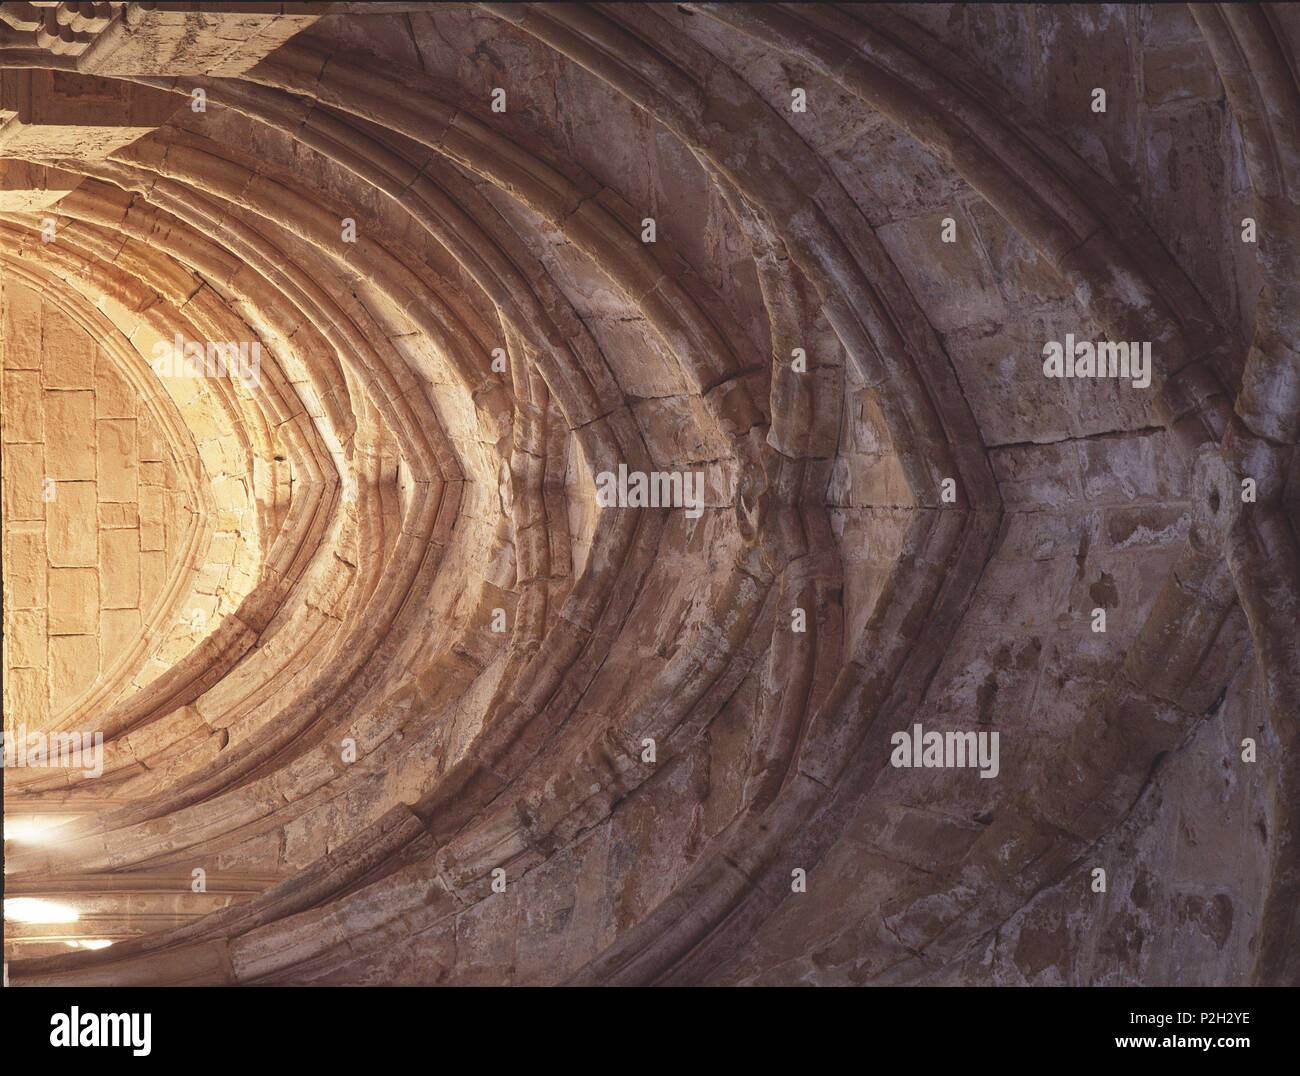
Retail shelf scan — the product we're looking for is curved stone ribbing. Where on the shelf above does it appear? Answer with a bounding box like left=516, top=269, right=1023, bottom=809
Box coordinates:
left=1, top=2, right=1295, bottom=987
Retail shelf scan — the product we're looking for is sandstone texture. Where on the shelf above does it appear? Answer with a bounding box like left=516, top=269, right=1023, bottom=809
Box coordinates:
left=0, top=2, right=1296, bottom=988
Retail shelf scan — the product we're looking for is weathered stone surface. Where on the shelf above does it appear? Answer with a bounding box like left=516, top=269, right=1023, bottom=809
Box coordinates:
left=3, top=286, right=196, bottom=724
left=47, top=566, right=97, bottom=635
left=2, top=441, right=44, bottom=521
left=0, top=160, right=82, bottom=211
left=45, top=479, right=96, bottom=566
left=3, top=369, right=43, bottom=442
left=43, top=391, right=95, bottom=479
left=48, top=633, right=99, bottom=707
left=0, top=69, right=180, bottom=159
left=0, top=2, right=1293, bottom=995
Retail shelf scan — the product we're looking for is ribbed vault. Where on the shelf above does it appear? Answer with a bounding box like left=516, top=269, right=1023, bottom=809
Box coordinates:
left=1, top=2, right=1296, bottom=987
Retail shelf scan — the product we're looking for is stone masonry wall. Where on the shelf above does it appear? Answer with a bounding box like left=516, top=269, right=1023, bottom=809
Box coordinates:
left=1, top=278, right=195, bottom=727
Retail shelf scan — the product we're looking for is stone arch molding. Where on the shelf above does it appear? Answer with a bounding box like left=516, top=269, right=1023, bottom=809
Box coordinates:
left=0, top=2, right=1295, bottom=988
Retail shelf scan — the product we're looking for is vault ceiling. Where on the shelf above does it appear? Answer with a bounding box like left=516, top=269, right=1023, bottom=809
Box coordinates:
left=1, top=2, right=1297, bottom=987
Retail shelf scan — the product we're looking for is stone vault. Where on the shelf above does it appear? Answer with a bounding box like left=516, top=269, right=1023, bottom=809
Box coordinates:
left=0, top=2, right=1297, bottom=987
